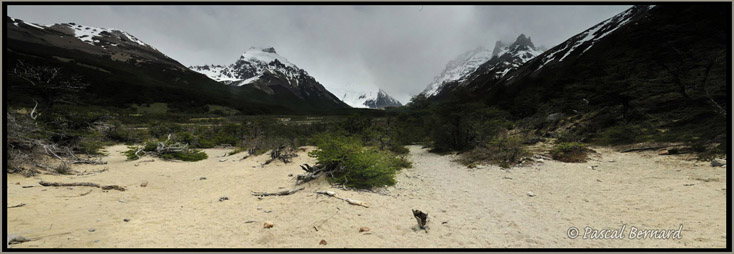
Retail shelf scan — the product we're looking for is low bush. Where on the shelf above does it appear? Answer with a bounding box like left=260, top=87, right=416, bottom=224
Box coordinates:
left=123, top=146, right=141, bottom=160
left=160, top=150, right=208, bottom=161
left=76, top=135, right=108, bottom=155
left=123, top=138, right=208, bottom=162
left=388, top=144, right=410, bottom=155
left=550, top=142, right=591, bottom=163
left=458, top=135, right=529, bottom=169
left=309, top=133, right=411, bottom=189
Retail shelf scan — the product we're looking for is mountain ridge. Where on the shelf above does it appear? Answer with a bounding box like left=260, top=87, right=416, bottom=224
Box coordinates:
left=421, top=33, right=544, bottom=99
left=5, top=17, right=349, bottom=114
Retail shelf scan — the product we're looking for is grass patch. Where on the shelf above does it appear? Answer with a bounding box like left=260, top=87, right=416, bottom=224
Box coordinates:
left=132, top=103, right=169, bottom=114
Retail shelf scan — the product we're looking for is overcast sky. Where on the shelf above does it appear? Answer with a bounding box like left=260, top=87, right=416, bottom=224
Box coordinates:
left=8, top=5, right=630, bottom=103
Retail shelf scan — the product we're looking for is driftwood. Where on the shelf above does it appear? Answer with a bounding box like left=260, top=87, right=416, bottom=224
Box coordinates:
left=296, top=163, right=342, bottom=185
left=412, top=209, right=428, bottom=230
left=39, top=181, right=126, bottom=191
left=621, top=146, right=668, bottom=153
left=252, top=187, right=305, bottom=197
left=239, top=148, right=256, bottom=161
left=315, top=190, right=369, bottom=208
left=264, top=145, right=298, bottom=165
left=8, top=203, right=26, bottom=208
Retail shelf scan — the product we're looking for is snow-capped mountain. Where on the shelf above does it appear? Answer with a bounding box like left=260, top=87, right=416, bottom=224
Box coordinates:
left=331, top=88, right=402, bottom=109
left=6, top=17, right=181, bottom=69
left=518, top=5, right=656, bottom=75
left=422, top=46, right=494, bottom=97
left=189, top=47, right=348, bottom=109
left=190, top=47, right=303, bottom=86
left=6, top=17, right=348, bottom=113
left=10, top=17, right=151, bottom=48
left=421, top=34, right=544, bottom=98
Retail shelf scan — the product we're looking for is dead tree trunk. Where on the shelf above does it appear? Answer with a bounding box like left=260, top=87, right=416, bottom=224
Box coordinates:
left=39, top=181, right=125, bottom=191
left=265, top=145, right=298, bottom=165
left=251, top=187, right=305, bottom=197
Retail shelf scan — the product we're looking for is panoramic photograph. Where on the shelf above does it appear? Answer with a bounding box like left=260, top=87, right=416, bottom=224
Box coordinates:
left=3, top=2, right=730, bottom=250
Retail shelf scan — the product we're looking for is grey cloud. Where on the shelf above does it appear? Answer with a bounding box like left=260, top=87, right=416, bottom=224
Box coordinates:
left=8, top=5, right=629, bottom=103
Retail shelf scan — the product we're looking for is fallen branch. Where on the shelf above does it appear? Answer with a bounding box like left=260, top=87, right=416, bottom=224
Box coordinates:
left=8, top=203, right=26, bottom=208
left=252, top=187, right=305, bottom=197
left=315, top=190, right=369, bottom=208
left=621, top=146, right=668, bottom=153
left=264, top=145, right=298, bottom=165
left=296, top=163, right=342, bottom=185
left=39, top=181, right=125, bottom=191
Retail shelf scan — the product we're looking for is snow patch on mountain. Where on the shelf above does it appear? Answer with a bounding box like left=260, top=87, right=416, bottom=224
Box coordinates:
left=422, top=46, right=494, bottom=97
left=330, top=87, right=402, bottom=109
left=422, top=34, right=544, bottom=98
left=57, top=23, right=149, bottom=47
left=536, top=5, right=655, bottom=70
left=190, top=47, right=305, bottom=87
left=240, top=47, right=297, bottom=69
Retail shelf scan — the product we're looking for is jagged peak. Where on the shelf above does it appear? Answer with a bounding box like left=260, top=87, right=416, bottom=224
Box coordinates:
left=510, top=33, right=535, bottom=50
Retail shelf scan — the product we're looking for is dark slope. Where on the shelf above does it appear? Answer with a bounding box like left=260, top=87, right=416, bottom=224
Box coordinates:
left=439, top=4, right=729, bottom=145
left=5, top=18, right=347, bottom=114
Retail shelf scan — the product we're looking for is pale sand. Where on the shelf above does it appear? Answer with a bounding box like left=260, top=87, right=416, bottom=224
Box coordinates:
left=5, top=145, right=727, bottom=248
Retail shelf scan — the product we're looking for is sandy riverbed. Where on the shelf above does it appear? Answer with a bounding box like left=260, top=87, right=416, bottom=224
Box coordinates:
left=5, top=144, right=727, bottom=248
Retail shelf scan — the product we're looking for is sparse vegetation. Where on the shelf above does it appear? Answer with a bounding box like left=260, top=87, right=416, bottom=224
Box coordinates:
left=458, top=134, right=530, bottom=169
left=550, top=142, right=591, bottom=163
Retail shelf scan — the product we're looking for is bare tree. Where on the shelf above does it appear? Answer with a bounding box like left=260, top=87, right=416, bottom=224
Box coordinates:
left=656, top=45, right=727, bottom=118
left=7, top=61, right=98, bottom=176
left=10, top=60, right=90, bottom=112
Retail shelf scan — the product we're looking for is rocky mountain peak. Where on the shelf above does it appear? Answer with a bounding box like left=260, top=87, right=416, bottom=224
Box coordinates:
left=510, top=33, right=535, bottom=50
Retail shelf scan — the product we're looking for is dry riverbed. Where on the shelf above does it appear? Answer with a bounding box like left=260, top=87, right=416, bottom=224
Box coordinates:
left=5, top=145, right=727, bottom=248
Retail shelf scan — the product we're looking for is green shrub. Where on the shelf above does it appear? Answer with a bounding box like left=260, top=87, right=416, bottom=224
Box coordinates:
left=459, top=135, right=529, bottom=169
left=149, top=122, right=183, bottom=138
left=77, top=135, right=107, bottom=155
left=392, top=155, right=413, bottom=169
left=331, top=149, right=399, bottom=189
left=123, top=146, right=141, bottom=160
left=550, top=142, right=591, bottom=163
left=388, top=144, right=410, bottom=155
left=160, top=150, right=208, bottom=161
left=123, top=140, right=207, bottom=162
left=309, top=133, right=363, bottom=166
left=309, top=133, right=411, bottom=189
left=143, top=141, right=158, bottom=151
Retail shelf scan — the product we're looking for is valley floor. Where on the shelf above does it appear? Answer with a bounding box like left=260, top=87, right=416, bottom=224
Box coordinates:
left=5, top=145, right=727, bottom=248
